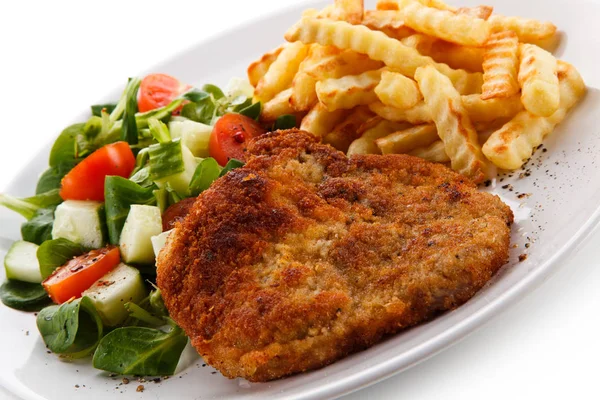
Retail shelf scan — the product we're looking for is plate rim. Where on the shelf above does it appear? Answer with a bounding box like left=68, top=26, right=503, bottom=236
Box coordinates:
left=0, top=1, right=598, bottom=399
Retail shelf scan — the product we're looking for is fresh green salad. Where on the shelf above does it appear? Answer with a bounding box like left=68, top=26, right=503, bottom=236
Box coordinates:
left=0, top=73, right=297, bottom=376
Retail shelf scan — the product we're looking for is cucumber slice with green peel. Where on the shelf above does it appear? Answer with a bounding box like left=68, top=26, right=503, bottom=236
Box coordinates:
left=119, top=205, right=162, bottom=264
left=168, top=119, right=212, bottom=158
left=4, top=241, right=43, bottom=283
left=82, top=263, right=147, bottom=326
left=51, top=200, right=107, bottom=248
left=151, top=229, right=173, bottom=258
left=0, top=280, right=50, bottom=311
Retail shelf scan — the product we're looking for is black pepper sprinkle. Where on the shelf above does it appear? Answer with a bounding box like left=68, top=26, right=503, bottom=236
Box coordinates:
left=518, top=254, right=528, bottom=262
left=122, top=377, right=129, bottom=385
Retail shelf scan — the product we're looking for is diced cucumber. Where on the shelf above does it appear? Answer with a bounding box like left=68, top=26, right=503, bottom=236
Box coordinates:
left=225, top=77, right=254, bottom=99
left=51, top=200, right=106, bottom=248
left=4, top=241, right=42, bottom=283
left=168, top=119, right=212, bottom=158
left=155, top=144, right=199, bottom=196
left=82, top=263, right=147, bottom=326
left=119, top=205, right=162, bottom=264
left=151, top=229, right=173, bottom=258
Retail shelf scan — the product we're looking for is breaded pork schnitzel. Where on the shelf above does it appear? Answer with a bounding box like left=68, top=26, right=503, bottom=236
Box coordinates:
left=156, top=130, right=513, bottom=382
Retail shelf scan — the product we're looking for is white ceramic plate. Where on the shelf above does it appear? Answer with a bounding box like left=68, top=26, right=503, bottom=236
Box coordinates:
left=1, top=0, right=599, bottom=398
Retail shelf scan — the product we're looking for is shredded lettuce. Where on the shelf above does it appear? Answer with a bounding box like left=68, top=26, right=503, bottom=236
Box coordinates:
left=148, top=118, right=171, bottom=144
left=104, top=176, right=156, bottom=245
left=120, top=78, right=142, bottom=145
left=0, top=190, right=62, bottom=220
left=148, top=140, right=186, bottom=180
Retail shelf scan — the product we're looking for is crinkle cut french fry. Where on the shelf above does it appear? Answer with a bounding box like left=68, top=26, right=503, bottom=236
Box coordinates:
left=482, top=61, right=585, bottom=170
left=402, top=34, right=484, bottom=73
left=362, top=10, right=415, bottom=40
left=310, top=1, right=364, bottom=24
left=400, top=33, right=437, bottom=55
left=348, top=118, right=412, bottom=155
left=290, top=71, right=318, bottom=112
left=418, top=0, right=456, bottom=11
left=378, top=0, right=457, bottom=11
left=261, top=88, right=295, bottom=121
left=415, top=65, right=488, bottom=183
left=300, top=102, right=350, bottom=137
left=461, top=95, right=524, bottom=122
left=375, top=71, right=423, bottom=109
left=369, top=101, right=432, bottom=124
left=481, top=31, right=520, bottom=100
left=291, top=45, right=341, bottom=112
left=372, top=94, right=523, bottom=124
left=316, top=69, right=383, bottom=111
left=456, top=6, right=493, bottom=21
left=376, top=0, right=400, bottom=10
left=285, top=17, right=483, bottom=94
left=518, top=43, right=560, bottom=117
left=429, top=41, right=485, bottom=73
left=473, top=118, right=511, bottom=134
left=409, top=140, right=450, bottom=162
left=375, top=124, right=438, bottom=154
left=304, top=50, right=384, bottom=82
left=393, top=0, right=491, bottom=46
left=247, top=46, right=284, bottom=88
left=323, top=106, right=375, bottom=152
left=488, top=14, right=557, bottom=43
left=332, top=0, right=364, bottom=24
left=254, top=42, right=308, bottom=103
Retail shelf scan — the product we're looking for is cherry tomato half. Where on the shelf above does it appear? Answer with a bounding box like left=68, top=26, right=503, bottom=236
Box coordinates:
left=60, top=142, right=135, bottom=202
left=138, top=73, right=189, bottom=113
left=209, top=113, right=266, bottom=166
left=42, top=246, right=121, bottom=304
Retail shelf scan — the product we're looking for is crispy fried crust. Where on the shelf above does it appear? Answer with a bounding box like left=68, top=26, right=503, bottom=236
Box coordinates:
left=157, top=130, right=513, bottom=382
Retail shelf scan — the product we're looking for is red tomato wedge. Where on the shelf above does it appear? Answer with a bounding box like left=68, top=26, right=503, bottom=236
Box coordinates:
left=42, top=247, right=121, bottom=304
left=60, top=142, right=135, bottom=201
left=209, top=113, right=266, bottom=166
left=138, top=73, right=190, bottom=113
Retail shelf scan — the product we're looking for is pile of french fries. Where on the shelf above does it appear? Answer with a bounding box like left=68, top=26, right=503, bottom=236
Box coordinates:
left=247, top=0, right=586, bottom=183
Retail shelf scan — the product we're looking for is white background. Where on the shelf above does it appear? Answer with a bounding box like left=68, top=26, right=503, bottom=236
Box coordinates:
left=0, top=1, right=598, bottom=399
